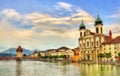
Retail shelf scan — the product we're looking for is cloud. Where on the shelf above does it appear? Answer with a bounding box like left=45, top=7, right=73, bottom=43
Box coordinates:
left=23, top=10, right=94, bottom=26
left=1, top=9, right=21, bottom=21
left=54, top=2, right=72, bottom=11
left=106, top=9, right=120, bottom=19
left=0, top=8, right=94, bottom=51
left=0, top=8, right=119, bottom=51
left=106, top=14, right=120, bottom=18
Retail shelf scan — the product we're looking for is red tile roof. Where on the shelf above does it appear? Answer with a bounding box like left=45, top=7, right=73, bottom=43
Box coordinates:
left=112, top=36, right=120, bottom=43
left=102, top=36, right=120, bottom=45
left=16, top=45, right=23, bottom=52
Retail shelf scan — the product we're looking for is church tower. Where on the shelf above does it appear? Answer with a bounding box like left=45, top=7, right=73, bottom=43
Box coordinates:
left=79, top=21, right=86, bottom=38
left=16, top=45, right=23, bottom=60
left=95, top=15, right=103, bottom=34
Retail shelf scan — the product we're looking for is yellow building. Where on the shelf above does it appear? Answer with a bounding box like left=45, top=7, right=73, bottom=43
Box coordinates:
left=102, top=36, right=120, bottom=61
left=33, top=50, right=39, bottom=59
left=79, top=15, right=105, bottom=61
left=79, top=15, right=120, bottom=62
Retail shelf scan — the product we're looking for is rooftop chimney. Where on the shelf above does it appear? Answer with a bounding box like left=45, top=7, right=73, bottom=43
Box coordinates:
left=109, top=30, right=112, bottom=39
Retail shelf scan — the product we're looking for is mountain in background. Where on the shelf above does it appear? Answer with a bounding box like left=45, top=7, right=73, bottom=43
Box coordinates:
left=0, top=48, right=33, bottom=57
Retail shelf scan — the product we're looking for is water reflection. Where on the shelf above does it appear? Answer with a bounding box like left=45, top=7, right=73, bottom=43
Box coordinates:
left=16, top=61, right=22, bottom=76
left=79, top=64, right=118, bottom=76
left=0, top=61, right=120, bottom=76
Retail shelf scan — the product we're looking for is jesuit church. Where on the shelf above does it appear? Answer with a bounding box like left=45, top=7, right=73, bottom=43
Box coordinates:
left=78, top=15, right=113, bottom=61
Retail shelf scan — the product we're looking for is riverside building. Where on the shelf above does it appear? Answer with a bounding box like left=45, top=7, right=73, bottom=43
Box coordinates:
left=79, top=15, right=108, bottom=61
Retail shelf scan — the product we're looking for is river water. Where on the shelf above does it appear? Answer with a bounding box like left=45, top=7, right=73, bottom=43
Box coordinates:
left=0, top=61, right=120, bottom=76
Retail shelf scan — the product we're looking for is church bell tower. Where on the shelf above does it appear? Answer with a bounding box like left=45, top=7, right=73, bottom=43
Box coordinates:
left=79, top=21, right=86, bottom=38
left=94, top=15, right=103, bottom=34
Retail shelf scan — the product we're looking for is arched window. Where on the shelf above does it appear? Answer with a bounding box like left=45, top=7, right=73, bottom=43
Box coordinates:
left=84, top=32, right=86, bottom=36
left=101, top=27, right=102, bottom=33
left=80, top=32, right=82, bottom=37
left=87, top=41, right=89, bottom=47
left=97, top=41, right=99, bottom=46
left=96, top=27, right=99, bottom=33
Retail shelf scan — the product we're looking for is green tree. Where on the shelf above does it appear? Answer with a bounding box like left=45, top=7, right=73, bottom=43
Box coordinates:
left=38, top=53, right=41, bottom=57
left=98, top=53, right=105, bottom=61
left=118, top=52, right=120, bottom=57
left=87, top=54, right=90, bottom=61
left=105, top=52, right=112, bottom=62
left=23, top=54, right=27, bottom=57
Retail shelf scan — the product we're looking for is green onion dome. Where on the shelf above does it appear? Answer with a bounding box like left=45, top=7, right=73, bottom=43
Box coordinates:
left=95, top=15, right=103, bottom=25
left=79, top=21, right=86, bottom=30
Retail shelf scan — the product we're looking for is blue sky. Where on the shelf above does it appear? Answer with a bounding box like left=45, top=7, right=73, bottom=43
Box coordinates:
left=0, top=0, right=120, bottom=51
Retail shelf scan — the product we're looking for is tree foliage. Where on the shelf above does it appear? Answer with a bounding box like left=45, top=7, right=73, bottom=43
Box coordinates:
left=105, top=52, right=112, bottom=58
left=118, top=52, right=120, bottom=57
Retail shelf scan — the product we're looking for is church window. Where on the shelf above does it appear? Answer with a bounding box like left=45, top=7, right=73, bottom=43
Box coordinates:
left=91, top=42, right=93, bottom=46
left=97, top=41, right=99, bottom=46
left=101, top=27, right=102, bottom=33
left=87, top=41, right=89, bottom=47
left=80, top=32, right=82, bottom=37
left=83, top=43, right=85, bottom=47
left=84, top=32, right=86, bottom=36
left=96, top=27, right=99, bottom=33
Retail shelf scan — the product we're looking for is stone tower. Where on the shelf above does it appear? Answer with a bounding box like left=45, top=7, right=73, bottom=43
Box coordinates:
left=16, top=45, right=23, bottom=60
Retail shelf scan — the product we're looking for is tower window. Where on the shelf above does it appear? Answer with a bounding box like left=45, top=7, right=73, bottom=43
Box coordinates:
left=80, top=32, right=82, bottom=37
left=84, top=32, right=86, bottom=36
left=96, top=27, right=99, bottom=33
left=101, top=27, right=102, bottom=33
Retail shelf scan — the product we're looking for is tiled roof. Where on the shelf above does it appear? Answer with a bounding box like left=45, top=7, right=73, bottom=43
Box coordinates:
left=57, top=46, right=69, bottom=51
left=16, top=45, right=23, bottom=52
left=102, top=36, right=120, bottom=45
left=112, top=36, right=120, bottom=43
left=105, top=35, right=112, bottom=41
left=90, top=32, right=95, bottom=35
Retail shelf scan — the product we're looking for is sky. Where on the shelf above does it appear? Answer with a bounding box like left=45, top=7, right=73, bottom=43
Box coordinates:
left=0, top=0, right=120, bottom=51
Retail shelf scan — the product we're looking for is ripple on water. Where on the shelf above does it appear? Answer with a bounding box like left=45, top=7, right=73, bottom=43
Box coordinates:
left=0, top=61, right=120, bottom=76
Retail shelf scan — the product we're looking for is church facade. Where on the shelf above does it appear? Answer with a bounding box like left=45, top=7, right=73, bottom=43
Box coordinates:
left=78, top=15, right=106, bottom=61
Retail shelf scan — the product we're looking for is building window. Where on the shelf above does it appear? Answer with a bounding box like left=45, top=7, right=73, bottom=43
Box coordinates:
left=114, top=47, right=116, bottom=50
left=87, top=41, right=89, bottom=47
left=101, top=27, right=102, bottom=33
left=91, top=42, right=93, bottom=46
left=104, top=48, right=106, bottom=50
left=83, top=43, right=85, bottom=47
left=97, top=41, right=99, bottom=46
left=92, top=50, right=94, bottom=53
left=109, top=47, right=111, bottom=50
left=84, top=32, right=86, bottom=36
left=97, top=50, right=99, bottom=53
left=96, top=27, right=99, bottom=33
left=80, top=32, right=82, bottom=37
